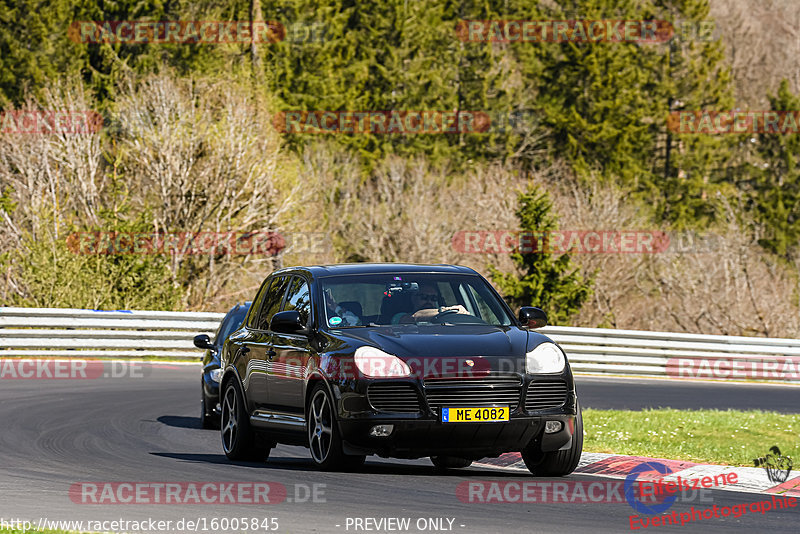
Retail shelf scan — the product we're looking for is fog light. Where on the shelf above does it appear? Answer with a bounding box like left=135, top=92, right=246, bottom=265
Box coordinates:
left=544, top=421, right=562, bottom=434
left=369, top=425, right=394, bottom=437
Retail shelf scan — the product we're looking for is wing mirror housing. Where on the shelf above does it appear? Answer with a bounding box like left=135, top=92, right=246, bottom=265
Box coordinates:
left=270, top=310, right=309, bottom=335
left=519, top=306, right=548, bottom=329
left=193, top=334, right=214, bottom=350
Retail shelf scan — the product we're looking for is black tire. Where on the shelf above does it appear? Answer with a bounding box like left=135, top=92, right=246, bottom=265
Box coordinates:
left=521, top=400, right=583, bottom=476
left=220, top=380, right=271, bottom=461
left=431, top=456, right=473, bottom=469
left=307, top=383, right=365, bottom=471
left=201, top=385, right=219, bottom=430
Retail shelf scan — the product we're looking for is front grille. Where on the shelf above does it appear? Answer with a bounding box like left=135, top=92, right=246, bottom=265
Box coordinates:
left=423, top=374, right=522, bottom=410
left=525, top=381, right=568, bottom=411
left=367, top=383, right=421, bottom=413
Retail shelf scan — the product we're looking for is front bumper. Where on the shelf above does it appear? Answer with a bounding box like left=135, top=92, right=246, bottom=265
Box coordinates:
left=339, top=413, right=574, bottom=459
left=334, top=374, right=577, bottom=459
left=202, top=374, right=221, bottom=414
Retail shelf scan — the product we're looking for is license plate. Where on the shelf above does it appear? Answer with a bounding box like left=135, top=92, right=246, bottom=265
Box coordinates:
left=441, top=406, right=509, bottom=423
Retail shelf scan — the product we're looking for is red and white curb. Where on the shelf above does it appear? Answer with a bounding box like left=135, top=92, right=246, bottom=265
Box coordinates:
left=475, top=452, right=800, bottom=497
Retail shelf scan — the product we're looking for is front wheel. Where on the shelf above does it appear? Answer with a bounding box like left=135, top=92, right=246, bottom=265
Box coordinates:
left=201, top=384, right=219, bottom=430
left=307, top=384, right=365, bottom=471
left=521, top=400, right=583, bottom=476
left=220, top=380, right=271, bottom=461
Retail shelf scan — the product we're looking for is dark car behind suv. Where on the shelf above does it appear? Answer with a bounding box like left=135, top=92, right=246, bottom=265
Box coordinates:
left=219, top=264, right=582, bottom=475
left=193, top=302, right=251, bottom=429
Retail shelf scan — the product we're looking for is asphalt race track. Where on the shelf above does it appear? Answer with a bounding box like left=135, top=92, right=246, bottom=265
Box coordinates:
left=0, top=365, right=797, bottom=533
left=578, top=376, right=800, bottom=414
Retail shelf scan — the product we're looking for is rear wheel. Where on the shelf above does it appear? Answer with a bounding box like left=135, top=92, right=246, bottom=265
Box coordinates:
left=221, top=380, right=271, bottom=461
left=430, top=456, right=473, bottom=469
left=521, top=400, right=583, bottom=476
left=307, top=384, right=365, bottom=471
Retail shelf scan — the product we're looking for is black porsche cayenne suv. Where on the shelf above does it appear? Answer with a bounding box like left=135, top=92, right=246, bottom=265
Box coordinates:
left=219, top=263, right=582, bottom=475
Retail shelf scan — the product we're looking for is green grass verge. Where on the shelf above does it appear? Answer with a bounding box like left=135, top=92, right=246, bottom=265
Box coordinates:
left=584, top=408, right=800, bottom=466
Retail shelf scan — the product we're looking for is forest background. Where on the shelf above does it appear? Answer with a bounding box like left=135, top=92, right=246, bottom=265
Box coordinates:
left=1, top=0, right=799, bottom=338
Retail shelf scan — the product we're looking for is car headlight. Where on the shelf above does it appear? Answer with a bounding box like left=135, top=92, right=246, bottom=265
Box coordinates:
left=210, top=368, right=223, bottom=383
left=526, top=342, right=566, bottom=374
left=354, top=346, right=411, bottom=378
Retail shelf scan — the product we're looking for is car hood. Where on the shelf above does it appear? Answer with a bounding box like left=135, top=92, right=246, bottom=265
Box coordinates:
left=322, top=326, right=561, bottom=379
left=332, top=324, right=552, bottom=358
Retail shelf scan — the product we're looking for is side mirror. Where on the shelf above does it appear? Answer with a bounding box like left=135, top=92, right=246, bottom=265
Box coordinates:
left=519, top=307, right=548, bottom=329
left=270, top=310, right=308, bottom=334
left=193, top=334, right=214, bottom=350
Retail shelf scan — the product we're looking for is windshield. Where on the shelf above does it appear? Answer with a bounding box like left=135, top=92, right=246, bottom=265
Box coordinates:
left=320, top=273, right=513, bottom=328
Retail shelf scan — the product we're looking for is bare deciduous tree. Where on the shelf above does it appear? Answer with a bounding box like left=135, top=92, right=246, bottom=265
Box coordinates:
left=302, top=146, right=523, bottom=274
left=113, top=74, right=303, bottom=308
left=710, top=0, right=800, bottom=107
left=1, top=75, right=306, bottom=310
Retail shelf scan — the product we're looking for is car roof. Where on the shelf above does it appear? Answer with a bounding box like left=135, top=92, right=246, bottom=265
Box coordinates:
left=271, top=263, right=478, bottom=278
left=228, top=301, right=252, bottom=314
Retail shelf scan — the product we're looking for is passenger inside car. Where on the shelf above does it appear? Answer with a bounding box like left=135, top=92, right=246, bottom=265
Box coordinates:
left=324, top=288, right=362, bottom=326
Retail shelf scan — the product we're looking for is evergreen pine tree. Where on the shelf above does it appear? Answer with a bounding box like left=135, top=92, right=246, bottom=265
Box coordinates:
left=489, top=186, right=592, bottom=325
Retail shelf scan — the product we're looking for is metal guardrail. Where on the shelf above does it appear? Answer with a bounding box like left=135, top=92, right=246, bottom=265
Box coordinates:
left=1, top=307, right=798, bottom=383
left=0, top=307, right=224, bottom=359
left=541, top=326, right=800, bottom=383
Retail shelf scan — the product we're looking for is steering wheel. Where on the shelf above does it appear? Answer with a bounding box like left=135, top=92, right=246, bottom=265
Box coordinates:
left=432, top=309, right=460, bottom=321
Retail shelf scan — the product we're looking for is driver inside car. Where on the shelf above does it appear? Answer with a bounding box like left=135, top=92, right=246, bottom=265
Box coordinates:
left=392, top=283, right=469, bottom=324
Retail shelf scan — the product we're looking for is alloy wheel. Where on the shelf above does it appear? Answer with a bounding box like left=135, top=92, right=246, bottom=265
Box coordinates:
left=221, top=386, right=238, bottom=453
left=308, top=389, right=333, bottom=464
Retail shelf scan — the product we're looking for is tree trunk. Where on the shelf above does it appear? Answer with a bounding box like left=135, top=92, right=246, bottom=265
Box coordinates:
left=250, top=0, right=264, bottom=86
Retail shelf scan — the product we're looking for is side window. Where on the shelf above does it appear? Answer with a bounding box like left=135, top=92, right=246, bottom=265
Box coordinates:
left=283, top=276, right=312, bottom=326
left=438, top=282, right=458, bottom=305
left=465, top=283, right=509, bottom=325
left=257, top=276, right=290, bottom=330
left=247, top=279, right=272, bottom=329
left=466, top=285, right=493, bottom=321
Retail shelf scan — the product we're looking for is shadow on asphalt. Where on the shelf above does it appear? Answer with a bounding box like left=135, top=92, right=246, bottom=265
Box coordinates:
left=156, top=415, right=202, bottom=429
left=149, top=452, right=533, bottom=477
left=150, top=452, right=262, bottom=466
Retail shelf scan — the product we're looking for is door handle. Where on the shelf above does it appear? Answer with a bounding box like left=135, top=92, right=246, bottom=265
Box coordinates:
left=266, top=349, right=277, bottom=360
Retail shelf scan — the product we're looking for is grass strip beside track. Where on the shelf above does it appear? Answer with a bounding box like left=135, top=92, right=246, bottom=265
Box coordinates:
left=584, top=408, right=800, bottom=466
